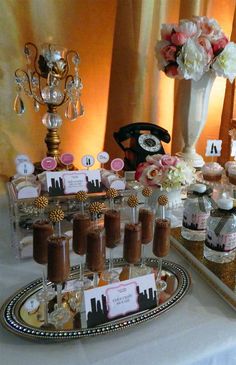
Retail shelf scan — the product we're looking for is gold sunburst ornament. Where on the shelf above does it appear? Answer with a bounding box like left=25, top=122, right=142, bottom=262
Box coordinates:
left=106, top=188, right=118, bottom=199
left=76, top=191, right=88, bottom=202
left=48, top=208, right=65, bottom=223
left=33, top=196, right=49, bottom=209
left=127, top=195, right=139, bottom=208
left=89, top=202, right=103, bottom=215
left=142, top=187, right=152, bottom=197
left=158, top=195, right=169, bottom=206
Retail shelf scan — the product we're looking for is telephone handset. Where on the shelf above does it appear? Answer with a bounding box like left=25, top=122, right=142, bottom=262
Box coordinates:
left=113, top=122, right=171, bottom=171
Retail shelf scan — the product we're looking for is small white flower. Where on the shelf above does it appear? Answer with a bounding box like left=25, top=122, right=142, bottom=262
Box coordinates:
left=177, top=38, right=208, bottom=81
left=155, top=40, right=170, bottom=70
left=177, top=20, right=198, bottom=37
left=212, top=42, right=236, bottom=83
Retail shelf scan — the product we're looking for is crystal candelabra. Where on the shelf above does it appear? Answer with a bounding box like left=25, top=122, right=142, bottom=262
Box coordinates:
left=14, top=42, right=84, bottom=168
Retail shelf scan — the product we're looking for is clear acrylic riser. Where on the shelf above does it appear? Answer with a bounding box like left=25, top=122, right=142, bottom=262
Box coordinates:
left=6, top=182, right=131, bottom=260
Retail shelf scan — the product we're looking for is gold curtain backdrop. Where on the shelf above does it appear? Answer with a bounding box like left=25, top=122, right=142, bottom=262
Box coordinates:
left=0, top=0, right=236, bottom=191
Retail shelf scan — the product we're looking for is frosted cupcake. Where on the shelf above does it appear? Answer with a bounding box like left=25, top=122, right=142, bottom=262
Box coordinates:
left=228, top=165, right=236, bottom=185
left=202, top=162, right=224, bottom=182
left=225, top=161, right=236, bottom=177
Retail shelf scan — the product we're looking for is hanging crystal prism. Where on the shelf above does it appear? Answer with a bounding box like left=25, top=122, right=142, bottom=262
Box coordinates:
left=34, top=100, right=40, bottom=112
left=65, top=100, right=78, bottom=121
left=14, top=94, right=25, bottom=115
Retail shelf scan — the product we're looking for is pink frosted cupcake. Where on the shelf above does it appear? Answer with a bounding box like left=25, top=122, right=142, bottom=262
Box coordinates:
left=202, top=162, right=224, bottom=182
left=225, top=161, right=236, bottom=177
left=228, top=165, right=236, bottom=185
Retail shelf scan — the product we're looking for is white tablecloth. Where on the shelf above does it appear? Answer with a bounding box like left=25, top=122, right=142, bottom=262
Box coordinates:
left=0, top=193, right=236, bottom=365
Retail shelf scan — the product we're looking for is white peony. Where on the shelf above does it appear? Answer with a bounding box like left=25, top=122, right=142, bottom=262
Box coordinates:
left=177, top=38, right=208, bottom=81
left=177, top=20, right=198, bottom=37
left=212, top=42, right=236, bottom=83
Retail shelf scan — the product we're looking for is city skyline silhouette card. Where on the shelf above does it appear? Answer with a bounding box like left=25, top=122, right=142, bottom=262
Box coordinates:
left=46, top=170, right=103, bottom=196
left=83, top=273, right=157, bottom=328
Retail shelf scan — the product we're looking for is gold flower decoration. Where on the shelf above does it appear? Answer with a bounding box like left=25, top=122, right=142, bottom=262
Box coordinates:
left=48, top=208, right=65, bottom=223
left=127, top=195, right=139, bottom=208
left=33, top=196, right=49, bottom=209
left=158, top=195, right=169, bottom=206
left=142, top=187, right=153, bottom=197
left=106, top=188, right=118, bottom=199
left=76, top=191, right=88, bottom=202
left=89, top=201, right=103, bottom=215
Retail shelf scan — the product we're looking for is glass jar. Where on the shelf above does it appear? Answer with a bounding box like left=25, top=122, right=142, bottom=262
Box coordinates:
left=181, top=184, right=214, bottom=241
left=204, top=198, right=236, bottom=263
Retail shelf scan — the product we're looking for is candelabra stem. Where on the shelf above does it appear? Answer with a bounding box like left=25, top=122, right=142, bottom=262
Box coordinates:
left=44, top=128, right=61, bottom=158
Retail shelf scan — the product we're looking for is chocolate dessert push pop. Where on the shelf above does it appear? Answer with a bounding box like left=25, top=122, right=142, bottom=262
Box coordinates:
left=32, top=196, right=54, bottom=327
left=104, top=188, right=120, bottom=281
left=73, top=191, right=91, bottom=287
left=124, top=194, right=142, bottom=279
left=86, top=202, right=105, bottom=287
left=139, top=187, right=154, bottom=267
left=48, top=208, right=71, bottom=328
left=153, top=195, right=170, bottom=292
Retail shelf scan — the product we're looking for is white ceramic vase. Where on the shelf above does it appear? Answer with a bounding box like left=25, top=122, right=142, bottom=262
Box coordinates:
left=149, top=187, right=182, bottom=211
left=176, top=71, right=216, bottom=168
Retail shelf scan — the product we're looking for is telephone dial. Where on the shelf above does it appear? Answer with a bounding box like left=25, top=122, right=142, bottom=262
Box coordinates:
left=113, top=122, right=171, bottom=171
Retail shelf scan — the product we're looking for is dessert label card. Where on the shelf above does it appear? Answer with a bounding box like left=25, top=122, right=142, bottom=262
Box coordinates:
left=205, top=139, right=222, bottom=156
left=83, top=273, right=157, bottom=328
left=46, top=169, right=103, bottom=196
left=231, top=140, right=236, bottom=157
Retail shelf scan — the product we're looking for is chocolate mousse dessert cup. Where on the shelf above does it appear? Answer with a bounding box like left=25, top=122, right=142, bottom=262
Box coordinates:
left=138, top=187, right=154, bottom=271
left=123, top=195, right=142, bottom=279
left=86, top=202, right=105, bottom=287
left=73, top=191, right=92, bottom=290
left=47, top=208, right=71, bottom=328
left=32, top=196, right=55, bottom=328
left=102, top=188, right=121, bottom=283
left=153, top=195, right=170, bottom=292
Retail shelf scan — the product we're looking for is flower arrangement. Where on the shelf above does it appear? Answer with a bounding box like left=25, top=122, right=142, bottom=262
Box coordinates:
left=135, top=154, right=195, bottom=190
left=156, top=16, right=236, bottom=82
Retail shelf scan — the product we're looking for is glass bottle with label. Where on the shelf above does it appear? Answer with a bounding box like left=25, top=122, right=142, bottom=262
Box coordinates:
left=181, top=184, right=215, bottom=241
left=204, top=198, right=236, bottom=263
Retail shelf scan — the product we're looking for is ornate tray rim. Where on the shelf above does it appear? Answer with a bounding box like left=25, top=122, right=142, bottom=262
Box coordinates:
left=0, top=258, right=191, bottom=342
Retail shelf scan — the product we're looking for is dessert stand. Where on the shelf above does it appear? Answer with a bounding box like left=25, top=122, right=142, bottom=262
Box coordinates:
left=0, top=258, right=191, bottom=342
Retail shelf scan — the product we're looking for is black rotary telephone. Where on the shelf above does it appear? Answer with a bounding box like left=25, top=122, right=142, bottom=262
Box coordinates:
left=113, top=122, right=171, bottom=171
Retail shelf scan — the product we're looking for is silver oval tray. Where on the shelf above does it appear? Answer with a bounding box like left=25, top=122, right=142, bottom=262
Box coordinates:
left=0, top=258, right=191, bottom=341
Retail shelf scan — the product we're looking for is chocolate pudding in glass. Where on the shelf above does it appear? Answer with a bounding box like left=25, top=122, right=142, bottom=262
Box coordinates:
left=47, top=235, right=70, bottom=284
left=86, top=227, right=105, bottom=286
left=104, top=209, right=121, bottom=248
left=153, top=219, right=170, bottom=257
left=33, top=220, right=53, bottom=264
left=123, top=222, right=142, bottom=264
left=139, top=208, right=154, bottom=244
left=73, top=213, right=91, bottom=255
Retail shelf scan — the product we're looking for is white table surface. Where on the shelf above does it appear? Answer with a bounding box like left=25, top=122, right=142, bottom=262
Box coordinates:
left=0, top=193, right=236, bottom=365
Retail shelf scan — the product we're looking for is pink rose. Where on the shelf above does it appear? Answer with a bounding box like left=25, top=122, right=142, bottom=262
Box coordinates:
left=135, top=162, right=150, bottom=181
left=212, top=36, right=228, bottom=54
left=160, top=154, right=179, bottom=168
left=139, top=165, right=163, bottom=187
left=146, top=154, right=162, bottom=165
left=198, top=36, right=213, bottom=61
left=171, top=32, right=187, bottom=46
left=165, top=63, right=179, bottom=78
left=161, top=24, right=176, bottom=41
left=160, top=45, right=177, bottom=62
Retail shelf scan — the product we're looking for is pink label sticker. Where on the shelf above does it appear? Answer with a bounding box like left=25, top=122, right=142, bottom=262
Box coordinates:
left=110, top=158, right=124, bottom=172
left=41, top=157, right=57, bottom=171
left=60, top=153, right=74, bottom=166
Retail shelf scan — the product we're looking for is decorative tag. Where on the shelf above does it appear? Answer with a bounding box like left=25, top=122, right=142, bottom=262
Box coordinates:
left=205, top=140, right=222, bottom=156
left=41, top=157, right=57, bottom=171
left=110, top=158, right=124, bottom=172
left=60, top=153, right=74, bottom=166
left=97, top=151, right=110, bottom=164
left=46, top=170, right=102, bottom=196
left=63, top=172, right=87, bottom=194
left=183, top=208, right=210, bottom=231
left=81, top=155, right=95, bottom=168
left=205, top=229, right=236, bottom=252
left=83, top=273, right=157, bottom=328
left=231, top=140, right=236, bottom=157
left=16, top=161, right=35, bottom=176
left=15, top=154, right=31, bottom=166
